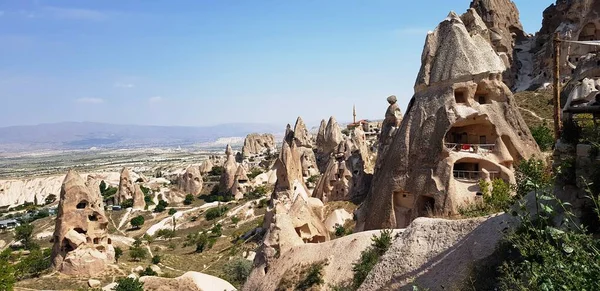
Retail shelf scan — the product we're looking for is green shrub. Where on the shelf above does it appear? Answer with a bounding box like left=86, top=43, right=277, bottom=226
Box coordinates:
left=209, top=166, right=225, bottom=176
left=531, top=124, right=554, bottom=151
left=121, top=199, right=134, bottom=209
left=0, top=257, right=15, bottom=291
left=351, top=230, right=394, bottom=289
left=14, top=223, right=35, bottom=250
left=306, top=175, right=320, bottom=184
left=183, top=194, right=194, bottom=205
left=231, top=215, right=240, bottom=225
left=114, top=277, right=144, bottom=291
left=130, top=215, right=145, bottom=229
left=333, top=224, right=352, bottom=238
left=129, top=239, right=148, bottom=261
left=151, top=255, right=160, bottom=264
left=297, top=262, right=325, bottom=290
left=114, top=247, right=123, bottom=262
left=139, top=266, right=157, bottom=276
left=247, top=168, right=264, bottom=180
left=205, top=206, right=228, bottom=221
left=210, top=223, right=223, bottom=236
left=168, top=208, right=177, bottom=215
left=514, top=158, right=551, bottom=198
left=223, top=257, right=253, bottom=287
left=14, top=248, right=52, bottom=280
left=154, top=200, right=168, bottom=213
left=155, top=229, right=176, bottom=240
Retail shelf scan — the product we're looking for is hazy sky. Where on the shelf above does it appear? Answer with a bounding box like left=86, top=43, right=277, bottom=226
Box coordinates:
left=0, top=0, right=553, bottom=128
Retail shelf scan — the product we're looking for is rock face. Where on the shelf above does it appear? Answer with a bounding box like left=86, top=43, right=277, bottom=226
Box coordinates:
left=0, top=176, right=63, bottom=207
left=519, top=0, right=600, bottom=90
left=51, top=170, right=115, bottom=276
left=241, top=133, right=276, bottom=158
left=315, top=116, right=343, bottom=172
left=469, top=0, right=527, bottom=88
left=132, top=185, right=145, bottom=210
left=360, top=215, right=513, bottom=290
left=115, top=167, right=134, bottom=205
left=219, top=144, right=238, bottom=195
left=250, top=133, right=330, bottom=287
left=293, top=117, right=319, bottom=179
left=232, top=165, right=249, bottom=200
left=357, top=11, right=539, bottom=230
left=178, top=166, right=203, bottom=196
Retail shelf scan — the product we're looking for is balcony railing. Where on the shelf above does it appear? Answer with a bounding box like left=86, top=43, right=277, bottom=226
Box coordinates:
left=445, top=143, right=495, bottom=154
left=453, top=170, right=500, bottom=181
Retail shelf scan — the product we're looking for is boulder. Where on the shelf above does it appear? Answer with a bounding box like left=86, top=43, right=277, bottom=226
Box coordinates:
left=51, top=170, right=115, bottom=276
left=178, top=165, right=203, bottom=196
left=379, top=95, right=403, bottom=154
left=242, top=133, right=276, bottom=158
left=88, top=279, right=101, bottom=288
left=357, top=11, right=539, bottom=230
left=102, top=283, right=117, bottom=291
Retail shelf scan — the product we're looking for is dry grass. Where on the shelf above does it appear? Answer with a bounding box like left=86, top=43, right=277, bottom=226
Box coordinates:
left=514, top=89, right=554, bottom=128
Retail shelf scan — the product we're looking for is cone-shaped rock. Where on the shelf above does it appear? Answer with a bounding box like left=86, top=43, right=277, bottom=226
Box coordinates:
left=357, top=10, right=540, bottom=231
left=178, top=165, right=204, bottom=196
left=199, top=159, right=214, bottom=175
left=51, top=170, right=115, bottom=275
left=115, top=167, right=134, bottom=205
left=219, top=144, right=238, bottom=196
left=316, top=116, right=343, bottom=172
left=241, top=133, right=276, bottom=158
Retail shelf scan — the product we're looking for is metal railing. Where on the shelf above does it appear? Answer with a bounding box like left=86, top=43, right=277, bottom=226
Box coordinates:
left=453, top=170, right=500, bottom=181
left=444, top=143, right=495, bottom=153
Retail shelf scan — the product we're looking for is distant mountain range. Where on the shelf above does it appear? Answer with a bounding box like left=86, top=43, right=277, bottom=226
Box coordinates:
left=0, top=122, right=283, bottom=153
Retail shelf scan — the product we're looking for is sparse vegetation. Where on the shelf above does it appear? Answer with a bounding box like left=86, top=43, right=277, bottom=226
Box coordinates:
left=247, top=168, right=264, bottom=180
left=333, top=223, right=353, bottom=238
left=151, top=255, right=161, bottom=264
left=223, top=257, right=252, bottom=287
left=154, top=200, right=168, bottom=213
left=14, top=223, right=35, bottom=250
left=531, top=124, right=554, bottom=151
left=205, top=205, right=228, bottom=221
left=168, top=208, right=177, bottom=215
left=129, top=239, right=148, bottom=261
left=121, top=198, right=134, bottom=209
left=155, top=229, right=176, bottom=240
left=114, top=277, right=144, bottom=291
left=114, top=247, right=123, bottom=262
left=278, top=261, right=327, bottom=291
left=139, top=266, right=157, bottom=276
left=350, top=229, right=393, bottom=289
left=209, top=166, right=225, bottom=176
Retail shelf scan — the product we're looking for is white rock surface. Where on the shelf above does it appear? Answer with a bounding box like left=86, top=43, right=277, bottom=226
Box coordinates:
left=324, top=209, right=353, bottom=231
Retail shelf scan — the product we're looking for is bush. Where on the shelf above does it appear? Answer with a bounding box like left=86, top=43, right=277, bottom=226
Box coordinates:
left=333, top=223, right=353, bottom=238
left=151, top=255, right=160, bottom=264
left=246, top=186, right=269, bottom=200
left=129, top=239, right=148, bottom=261
left=297, top=262, right=325, bottom=290
left=257, top=198, right=269, bottom=209
left=183, top=194, right=194, bottom=205
left=14, top=223, right=35, bottom=250
left=154, top=200, right=168, bottom=213
left=168, top=208, right=177, bottom=215
left=351, top=230, right=393, bottom=289
left=231, top=215, right=240, bottom=225
left=223, top=257, right=253, bottom=287
left=155, top=229, right=176, bottom=240
left=0, top=257, right=15, bottom=291
left=514, top=157, right=551, bottom=198
left=139, top=266, right=157, bottom=276
left=531, top=124, right=554, bottom=151
left=306, top=175, right=320, bottom=184
left=210, top=224, right=223, bottom=237
left=139, top=185, right=150, bottom=195
left=114, top=277, right=144, bottom=291
left=205, top=206, right=228, bottom=221
left=14, top=248, right=52, bottom=280
left=121, top=199, right=134, bottom=209
left=209, top=166, right=225, bottom=176
left=130, top=215, right=145, bottom=229
left=114, top=247, right=123, bottom=262
left=247, top=168, right=264, bottom=180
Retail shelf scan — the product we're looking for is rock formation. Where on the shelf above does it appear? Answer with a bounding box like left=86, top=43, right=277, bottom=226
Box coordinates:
left=274, top=141, right=304, bottom=193
left=51, top=170, right=115, bottom=276
left=241, top=133, right=276, bottom=158
left=132, top=184, right=145, bottom=210
left=140, top=271, right=236, bottom=291
left=315, top=116, right=343, bottom=172
left=379, top=95, right=403, bottom=154
left=469, top=0, right=527, bottom=88
left=293, top=117, right=319, bottom=178
left=357, top=11, right=540, bottom=230
left=199, top=159, right=214, bottom=175
left=219, top=144, right=238, bottom=196
left=178, top=165, right=203, bottom=196
left=313, top=127, right=373, bottom=203
left=232, top=165, right=249, bottom=200
left=115, top=167, right=134, bottom=205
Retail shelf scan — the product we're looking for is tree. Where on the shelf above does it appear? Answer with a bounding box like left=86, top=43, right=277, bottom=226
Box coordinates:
left=139, top=266, right=157, bottom=276
left=130, top=215, right=145, bottom=229
left=531, top=124, right=554, bottom=151
left=99, top=180, right=107, bottom=194
left=154, top=200, right=168, bottom=213
left=15, top=224, right=34, bottom=249
left=114, top=277, right=144, bottom=291
left=151, top=255, right=161, bottom=264
left=129, top=239, right=148, bottom=261
left=121, top=199, right=134, bottom=209
left=183, top=194, right=194, bottom=205
left=0, top=258, right=15, bottom=291
left=223, top=257, right=252, bottom=287
left=14, top=248, right=52, bottom=280
left=168, top=208, right=177, bottom=215
left=114, top=247, right=123, bottom=263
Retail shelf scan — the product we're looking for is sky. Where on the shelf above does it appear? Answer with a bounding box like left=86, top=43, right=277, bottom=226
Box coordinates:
left=0, top=0, right=554, bottom=128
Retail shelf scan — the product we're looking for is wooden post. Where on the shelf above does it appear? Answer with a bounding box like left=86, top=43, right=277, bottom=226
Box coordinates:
left=553, top=32, right=562, bottom=140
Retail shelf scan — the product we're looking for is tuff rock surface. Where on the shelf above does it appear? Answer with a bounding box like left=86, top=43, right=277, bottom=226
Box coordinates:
left=178, top=165, right=203, bottom=196
left=51, top=170, right=115, bottom=276
left=357, top=11, right=539, bottom=230
left=242, top=133, right=276, bottom=158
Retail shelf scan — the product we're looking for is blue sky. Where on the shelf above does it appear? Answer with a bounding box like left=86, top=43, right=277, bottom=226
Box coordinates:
left=0, top=0, right=553, bottom=128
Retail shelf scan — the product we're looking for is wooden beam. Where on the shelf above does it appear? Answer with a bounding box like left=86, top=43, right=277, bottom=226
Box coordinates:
left=553, top=32, right=562, bottom=140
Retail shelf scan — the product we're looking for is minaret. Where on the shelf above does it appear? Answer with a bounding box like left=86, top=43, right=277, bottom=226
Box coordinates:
left=353, top=104, right=356, bottom=124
